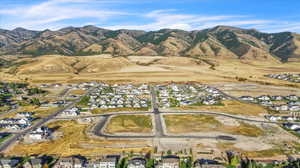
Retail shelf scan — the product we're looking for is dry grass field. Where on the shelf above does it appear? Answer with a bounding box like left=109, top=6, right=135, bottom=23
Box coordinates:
left=173, top=100, right=268, bottom=116
left=0, top=55, right=299, bottom=88
left=216, top=142, right=286, bottom=158
left=164, top=114, right=264, bottom=137
left=213, top=83, right=300, bottom=97
left=105, top=115, right=153, bottom=134
left=68, top=89, right=86, bottom=95
left=6, top=120, right=152, bottom=156
left=33, top=107, right=62, bottom=118
left=2, top=54, right=300, bottom=158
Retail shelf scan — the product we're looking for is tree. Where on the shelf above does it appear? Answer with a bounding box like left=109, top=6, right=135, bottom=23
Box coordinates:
left=30, top=98, right=41, bottom=106
left=146, top=158, right=154, bottom=168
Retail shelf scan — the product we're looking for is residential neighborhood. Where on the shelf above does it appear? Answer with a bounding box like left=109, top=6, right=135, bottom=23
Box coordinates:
left=0, top=112, right=36, bottom=131
left=87, top=84, right=150, bottom=110
left=239, top=95, right=300, bottom=113
left=0, top=152, right=297, bottom=168
left=157, top=84, right=228, bottom=108
left=266, top=73, right=300, bottom=83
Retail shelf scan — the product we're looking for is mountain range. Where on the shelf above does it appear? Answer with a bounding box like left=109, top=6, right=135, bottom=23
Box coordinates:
left=1, top=25, right=300, bottom=62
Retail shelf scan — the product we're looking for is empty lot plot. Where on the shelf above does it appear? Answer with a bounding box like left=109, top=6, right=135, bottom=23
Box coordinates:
left=91, top=107, right=149, bottom=114
left=214, top=83, right=300, bottom=97
left=105, top=115, right=153, bottom=134
left=6, top=120, right=151, bottom=156
left=174, top=100, right=268, bottom=116
left=68, top=89, right=86, bottom=95
left=164, top=114, right=264, bottom=137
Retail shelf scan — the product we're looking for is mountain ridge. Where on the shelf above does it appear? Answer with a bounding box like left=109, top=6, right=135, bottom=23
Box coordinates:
left=0, top=25, right=300, bottom=62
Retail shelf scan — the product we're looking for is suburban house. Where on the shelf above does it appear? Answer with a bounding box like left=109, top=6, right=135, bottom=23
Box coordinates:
left=194, top=159, right=225, bottom=168
left=155, top=156, right=180, bottom=168
left=28, top=126, right=52, bottom=140
left=87, top=156, right=118, bottom=168
left=0, top=158, right=19, bottom=168
left=53, top=156, right=85, bottom=168
left=23, top=158, right=43, bottom=168
left=127, top=158, right=146, bottom=168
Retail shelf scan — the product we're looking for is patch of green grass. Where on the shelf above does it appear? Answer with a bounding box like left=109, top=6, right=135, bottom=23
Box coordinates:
left=165, top=114, right=221, bottom=129
left=77, top=96, right=90, bottom=107
left=116, top=115, right=152, bottom=129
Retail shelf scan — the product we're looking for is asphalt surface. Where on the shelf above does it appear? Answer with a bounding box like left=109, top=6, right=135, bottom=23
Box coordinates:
left=150, top=86, right=165, bottom=137
left=91, top=86, right=242, bottom=140
left=0, top=87, right=97, bottom=153
left=0, top=85, right=286, bottom=152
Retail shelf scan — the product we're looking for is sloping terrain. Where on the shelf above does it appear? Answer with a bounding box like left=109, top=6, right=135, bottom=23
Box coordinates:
left=12, top=55, right=134, bottom=74
left=0, top=25, right=300, bottom=62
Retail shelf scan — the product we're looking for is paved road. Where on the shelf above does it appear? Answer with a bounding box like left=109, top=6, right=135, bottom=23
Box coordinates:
left=90, top=86, right=263, bottom=140
left=57, top=110, right=282, bottom=124
left=0, top=86, right=97, bottom=153
left=91, top=114, right=236, bottom=140
left=0, top=84, right=287, bottom=151
left=59, top=88, right=70, bottom=97
left=150, top=86, right=164, bottom=137
left=58, top=85, right=284, bottom=140
left=0, top=104, right=19, bottom=118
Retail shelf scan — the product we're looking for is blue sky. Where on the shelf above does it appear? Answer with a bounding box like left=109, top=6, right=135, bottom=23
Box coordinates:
left=1, top=0, right=300, bottom=32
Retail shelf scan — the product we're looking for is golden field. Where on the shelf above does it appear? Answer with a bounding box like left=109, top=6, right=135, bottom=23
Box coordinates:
left=172, top=100, right=269, bottom=116
left=164, top=114, right=264, bottom=137
left=0, top=55, right=299, bottom=88
left=105, top=115, right=153, bottom=134
left=6, top=120, right=152, bottom=156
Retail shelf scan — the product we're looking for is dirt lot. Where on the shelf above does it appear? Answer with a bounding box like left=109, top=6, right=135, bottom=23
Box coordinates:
left=164, top=114, right=264, bottom=137
left=6, top=120, right=152, bottom=156
left=170, top=100, right=268, bottom=116
left=68, top=89, right=86, bottom=95
left=163, top=114, right=300, bottom=158
left=214, top=83, right=300, bottom=97
left=105, top=114, right=153, bottom=134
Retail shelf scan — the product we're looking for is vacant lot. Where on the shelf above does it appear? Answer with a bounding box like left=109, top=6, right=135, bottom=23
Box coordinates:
left=105, top=115, right=153, bottom=134
left=173, top=100, right=268, bottom=116
left=91, top=107, right=149, bottom=114
left=69, top=89, right=86, bottom=95
left=214, top=83, right=300, bottom=97
left=33, top=107, right=61, bottom=118
left=164, top=114, right=264, bottom=137
left=6, top=120, right=151, bottom=156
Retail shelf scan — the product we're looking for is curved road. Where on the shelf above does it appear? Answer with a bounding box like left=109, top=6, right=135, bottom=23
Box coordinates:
left=0, top=85, right=287, bottom=152
left=88, top=86, right=278, bottom=140
left=0, top=87, right=97, bottom=153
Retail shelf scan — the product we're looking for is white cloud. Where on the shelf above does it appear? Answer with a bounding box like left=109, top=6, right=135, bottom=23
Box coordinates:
left=1, top=0, right=300, bottom=33
left=104, top=10, right=268, bottom=31
left=0, top=0, right=128, bottom=30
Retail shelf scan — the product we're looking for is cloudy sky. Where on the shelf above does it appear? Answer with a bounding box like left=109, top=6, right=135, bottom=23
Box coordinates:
left=0, top=0, right=300, bottom=32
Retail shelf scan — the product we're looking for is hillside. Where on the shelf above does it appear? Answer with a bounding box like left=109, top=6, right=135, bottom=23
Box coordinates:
left=1, top=25, right=300, bottom=62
